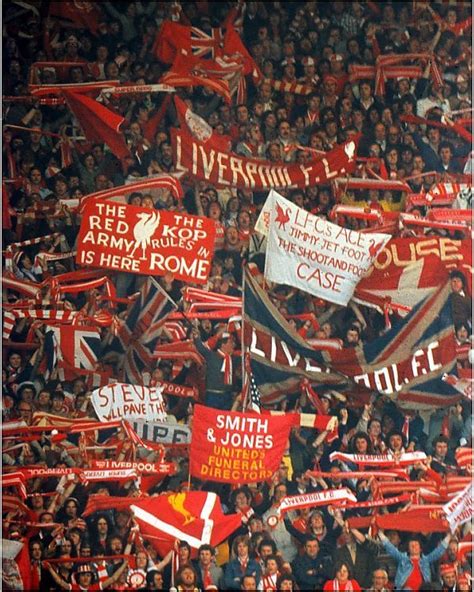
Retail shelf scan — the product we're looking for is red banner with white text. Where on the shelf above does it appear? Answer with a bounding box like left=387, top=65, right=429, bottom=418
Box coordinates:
left=76, top=201, right=215, bottom=283
left=190, top=405, right=295, bottom=483
left=172, top=128, right=358, bottom=189
left=357, top=237, right=472, bottom=309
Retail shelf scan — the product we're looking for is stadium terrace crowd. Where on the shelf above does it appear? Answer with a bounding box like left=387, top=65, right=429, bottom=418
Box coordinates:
left=2, top=1, right=473, bottom=590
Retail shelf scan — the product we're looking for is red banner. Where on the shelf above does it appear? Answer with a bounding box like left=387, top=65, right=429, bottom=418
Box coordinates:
left=76, top=201, right=215, bottom=284
left=190, top=405, right=295, bottom=483
left=172, top=129, right=358, bottom=189
left=357, top=237, right=472, bottom=308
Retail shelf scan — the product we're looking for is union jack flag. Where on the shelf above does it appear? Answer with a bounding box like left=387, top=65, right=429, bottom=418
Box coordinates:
left=244, top=266, right=460, bottom=410
left=117, top=278, right=176, bottom=383
left=44, top=324, right=101, bottom=381
left=189, top=27, right=223, bottom=59
left=153, top=22, right=223, bottom=63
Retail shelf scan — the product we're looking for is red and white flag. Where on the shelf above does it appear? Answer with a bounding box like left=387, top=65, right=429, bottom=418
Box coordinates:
left=161, top=53, right=238, bottom=103
left=2, top=472, right=27, bottom=499
left=174, top=95, right=231, bottom=152
left=190, top=405, right=296, bottom=483
left=173, top=133, right=359, bottom=190
left=153, top=22, right=223, bottom=63
left=131, top=491, right=241, bottom=555
left=455, top=447, right=473, bottom=470
left=443, top=482, right=473, bottom=533
left=356, top=237, right=472, bottom=310
left=442, top=374, right=473, bottom=401
left=49, top=1, right=104, bottom=35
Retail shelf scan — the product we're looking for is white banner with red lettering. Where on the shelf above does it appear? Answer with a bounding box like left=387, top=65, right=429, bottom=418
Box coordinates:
left=260, top=191, right=390, bottom=305
left=91, top=382, right=167, bottom=422
left=329, top=451, right=427, bottom=467
left=172, top=128, right=358, bottom=189
left=76, top=200, right=215, bottom=283
left=276, top=488, right=357, bottom=517
left=443, top=482, right=473, bottom=533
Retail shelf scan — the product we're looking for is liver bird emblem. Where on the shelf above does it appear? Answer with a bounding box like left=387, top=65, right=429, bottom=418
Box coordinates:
left=275, top=202, right=291, bottom=231
left=129, top=211, right=160, bottom=260
left=369, top=239, right=384, bottom=258
left=168, top=492, right=195, bottom=526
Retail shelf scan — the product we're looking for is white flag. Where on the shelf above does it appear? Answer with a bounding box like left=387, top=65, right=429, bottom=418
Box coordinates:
left=443, top=482, right=473, bottom=533
left=262, top=191, right=391, bottom=306
left=92, top=382, right=166, bottom=422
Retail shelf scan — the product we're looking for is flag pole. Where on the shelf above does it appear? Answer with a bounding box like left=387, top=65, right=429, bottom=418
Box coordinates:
left=240, top=265, right=247, bottom=410
left=148, top=276, right=195, bottom=331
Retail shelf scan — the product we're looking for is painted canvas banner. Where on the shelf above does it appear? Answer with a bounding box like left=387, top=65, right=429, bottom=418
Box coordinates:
left=443, top=483, right=473, bottom=533
left=357, top=237, right=472, bottom=308
left=261, top=191, right=390, bottom=305
left=77, top=200, right=215, bottom=283
left=172, top=129, right=358, bottom=189
left=91, top=382, right=167, bottom=422
left=190, top=405, right=295, bottom=483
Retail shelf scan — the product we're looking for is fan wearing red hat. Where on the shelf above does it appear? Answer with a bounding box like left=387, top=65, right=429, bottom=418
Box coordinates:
left=439, top=563, right=457, bottom=592
left=457, top=573, right=471, bottom=592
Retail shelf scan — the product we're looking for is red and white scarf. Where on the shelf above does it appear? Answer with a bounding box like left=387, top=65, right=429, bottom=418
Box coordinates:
left=262, top=572, right=278, bottom=591
left=217, top=349, right=233, bottom=385
left=331, top=579, right=354, bottom=591
left=330, top=451, right=427, bottom=467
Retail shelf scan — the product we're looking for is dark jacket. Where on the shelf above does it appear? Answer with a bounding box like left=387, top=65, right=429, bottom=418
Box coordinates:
left=224, top=557, right=261, bottom=590
left=333, top=538, right=380, bottom=588
left=292, top=551, right=329, bottom=590
left=194, top=338, right=239, bottom=410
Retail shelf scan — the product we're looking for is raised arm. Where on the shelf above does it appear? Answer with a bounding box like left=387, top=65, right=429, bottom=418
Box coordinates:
left=378, top=530, right=406, bottom=562
left=425, top=533, right=451, bottom=564
left=44, top=562, right=71, bottom=590
left=102, top=558, right=129, bottom=589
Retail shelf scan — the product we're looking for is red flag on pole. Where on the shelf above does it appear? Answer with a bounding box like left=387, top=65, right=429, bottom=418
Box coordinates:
left=63, top=91, right=131, bottom=160
left=49, top=1, right=104, bottom=35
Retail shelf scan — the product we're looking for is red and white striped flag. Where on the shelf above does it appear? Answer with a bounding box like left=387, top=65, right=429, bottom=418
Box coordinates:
left=455, top=447, right=473, bottom=469
left=174, top=95, right=231, bottom=152
left=2, top=309, right=78, bottom=340
left=2, top=472, right=27, bottom=499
